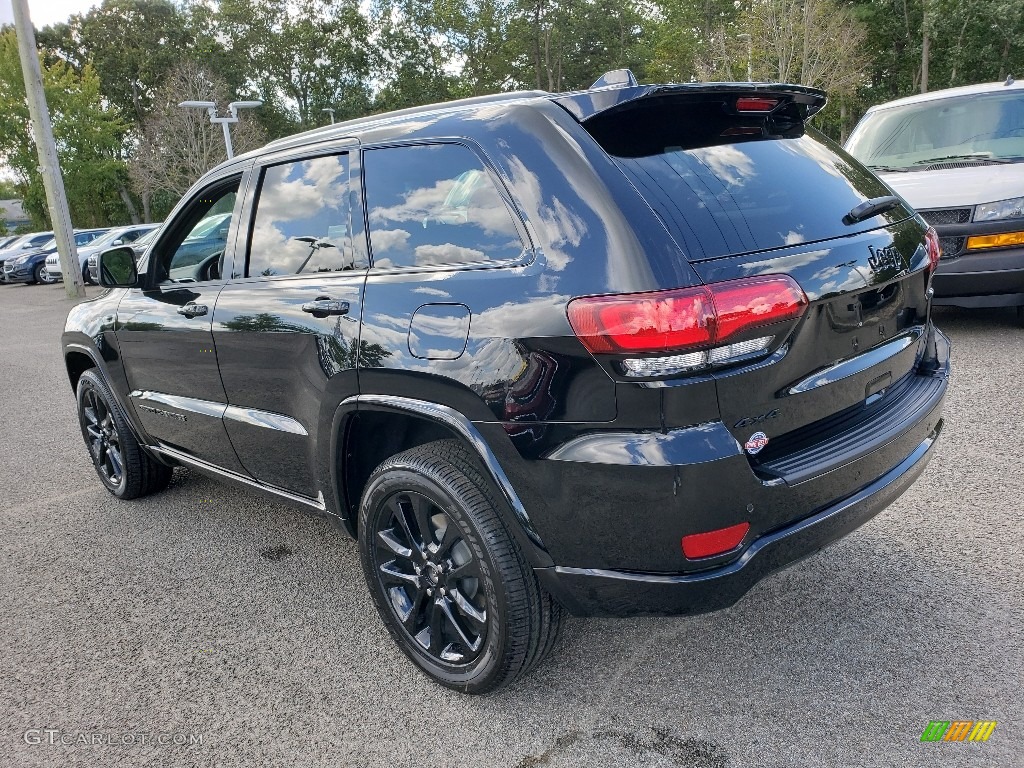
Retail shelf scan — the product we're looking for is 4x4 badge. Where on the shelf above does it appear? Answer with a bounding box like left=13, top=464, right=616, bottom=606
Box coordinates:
left=744, top=431, right=770, bottom=455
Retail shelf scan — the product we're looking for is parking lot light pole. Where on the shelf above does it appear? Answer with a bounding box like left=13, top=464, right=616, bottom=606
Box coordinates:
left=178, top=100, right=263, bottom=160
left=322, top=108, right=336, bottom=124
left=11, top=0, right=84, bottom=299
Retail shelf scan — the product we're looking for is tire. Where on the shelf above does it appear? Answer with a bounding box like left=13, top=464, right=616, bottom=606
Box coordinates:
left=76, top=368, right=172, bottom=499
left=359, top=439, right=562, bottom=694
left=82, top=264, right=94, bottom=286
left=34, top=263, right=54, bottom=284
left=1017, top=306, right=1023, bottom=327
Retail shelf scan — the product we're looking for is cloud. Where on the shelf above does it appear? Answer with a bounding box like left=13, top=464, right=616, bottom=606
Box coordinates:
left=371, top=228, right=411, bottom=253
left=413, top=243, right=487, bottom=266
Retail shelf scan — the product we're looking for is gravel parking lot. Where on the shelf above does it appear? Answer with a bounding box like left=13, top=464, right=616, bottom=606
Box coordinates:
left=2, top=282, right=1021, bottom=767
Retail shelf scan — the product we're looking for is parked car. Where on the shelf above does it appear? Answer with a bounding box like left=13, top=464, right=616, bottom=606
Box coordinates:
left=65, top=72, right=950, bottom=693
left=0, top=232, right=53, bottom=283
left=9, top=229, right=110, bottom=285
left=45, top=224, right=158, bottom=284
left=846, top=77, right=1024, bottom=321
left=0, top=236, right=19, bottom=250
left=87, top=226, right=161, bottom=283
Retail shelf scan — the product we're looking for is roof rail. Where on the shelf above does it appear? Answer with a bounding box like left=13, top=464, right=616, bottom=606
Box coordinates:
left=591, top=69, right=638, bottom=89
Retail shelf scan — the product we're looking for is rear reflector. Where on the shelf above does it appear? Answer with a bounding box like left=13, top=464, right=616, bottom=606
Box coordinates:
left=567, top=275, right=807, bottom=357
left=735, top=97, right=779, bottom=112
left=682, top=522, right=750, bottom=559
left=966, top=230, right=1024, bottom=251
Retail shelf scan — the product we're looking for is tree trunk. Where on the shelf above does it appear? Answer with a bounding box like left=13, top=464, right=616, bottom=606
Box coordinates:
left=118, top=185, right=141, bottom=224
left=920, top=0, right=930, bottom=93
left=998, top=38, right=1011, bottom=80
left=142, top=190, right=152, bottom=224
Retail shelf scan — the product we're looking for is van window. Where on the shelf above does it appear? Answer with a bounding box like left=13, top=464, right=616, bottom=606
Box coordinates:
left=363, top=144, right=524, bottom=269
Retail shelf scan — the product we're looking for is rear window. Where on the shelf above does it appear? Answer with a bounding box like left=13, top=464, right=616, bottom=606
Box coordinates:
left=585, top=100, right=898, bottom=261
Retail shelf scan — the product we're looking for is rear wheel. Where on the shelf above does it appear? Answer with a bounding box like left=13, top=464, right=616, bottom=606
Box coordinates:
left=359, top=439, right=562, bottom=694
left=76, top=368, right=172, bottom=499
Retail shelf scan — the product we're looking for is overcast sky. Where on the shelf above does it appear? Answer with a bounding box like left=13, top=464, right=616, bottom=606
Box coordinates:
left=1, top=0, right=101, bottom=29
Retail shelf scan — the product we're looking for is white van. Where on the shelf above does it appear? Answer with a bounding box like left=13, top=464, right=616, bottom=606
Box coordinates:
left=846, top=78, right=1024, bottom=320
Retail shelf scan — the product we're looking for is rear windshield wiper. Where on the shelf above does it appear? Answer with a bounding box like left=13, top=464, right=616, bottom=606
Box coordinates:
left=843, top=195, right=903, bottom=225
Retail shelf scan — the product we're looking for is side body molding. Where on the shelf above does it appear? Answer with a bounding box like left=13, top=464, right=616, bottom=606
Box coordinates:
left=339, top=394, right=544, bottom=548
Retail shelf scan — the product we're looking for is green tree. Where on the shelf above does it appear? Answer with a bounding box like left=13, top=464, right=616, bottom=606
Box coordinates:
left=215, top=0, right=373, bottom=129
left=0, top=28, right=131, bottom=228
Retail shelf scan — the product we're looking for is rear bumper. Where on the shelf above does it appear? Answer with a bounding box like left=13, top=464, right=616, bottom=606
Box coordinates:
left=523, top=326, right=949, bottom=616
left=537, top=418, right=942, bottom=616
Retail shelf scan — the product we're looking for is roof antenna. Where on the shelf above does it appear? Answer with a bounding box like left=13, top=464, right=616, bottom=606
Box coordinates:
left=1006, top=74, right=1015, bottom=86
left=591, top=69, right=638, bottom=89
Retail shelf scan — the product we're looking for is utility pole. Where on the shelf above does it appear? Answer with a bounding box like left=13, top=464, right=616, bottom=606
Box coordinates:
left=11, top=0, right=84, bottom=298
left=322, top=108, right=336, bottom=124
left=178, top=100, right=262, bottom=159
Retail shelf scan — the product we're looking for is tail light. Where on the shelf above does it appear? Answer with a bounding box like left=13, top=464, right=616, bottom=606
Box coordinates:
left=735, top=97, right=779, bottom=113
left=567, top=275, right=807, bottom=377
left=924, top=227, right=941, bottom=271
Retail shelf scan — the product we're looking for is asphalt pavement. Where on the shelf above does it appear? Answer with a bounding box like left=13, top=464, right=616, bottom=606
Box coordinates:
left=2, top=282, right=1021, bottom=767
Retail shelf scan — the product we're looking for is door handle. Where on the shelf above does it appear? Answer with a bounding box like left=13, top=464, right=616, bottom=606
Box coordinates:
left=301, top=298, right=350, bottom=317
left=177, top=303, right=208, bottom=318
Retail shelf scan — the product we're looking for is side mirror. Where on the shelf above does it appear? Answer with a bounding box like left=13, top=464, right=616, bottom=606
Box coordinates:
left=111, top=239, right=124, bottom=245
left=98, top=246, right=138, bottom=288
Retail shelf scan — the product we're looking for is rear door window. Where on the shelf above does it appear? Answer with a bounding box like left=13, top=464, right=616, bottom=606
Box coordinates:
left=586, top=100, right=902, bottom=261
left=362, top=143, right=524, bottom=269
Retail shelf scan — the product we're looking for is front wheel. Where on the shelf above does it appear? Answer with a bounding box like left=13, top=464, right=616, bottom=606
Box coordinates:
left=76, top=368, right=172, bottom=499
left=35, top=263, right=56, bottom=284
left=359, top=439, right=562, bottom=694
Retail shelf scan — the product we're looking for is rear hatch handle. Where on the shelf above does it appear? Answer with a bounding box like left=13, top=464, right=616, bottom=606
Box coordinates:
left=843, top=196, right=902, bottom=225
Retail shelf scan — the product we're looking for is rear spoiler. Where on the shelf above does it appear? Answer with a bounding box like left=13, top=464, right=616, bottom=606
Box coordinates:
left=552, top=74, right=828, bottom=124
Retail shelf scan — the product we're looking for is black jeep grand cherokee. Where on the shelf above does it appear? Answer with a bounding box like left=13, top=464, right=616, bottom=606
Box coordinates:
left=64, top=72, right=950, bottom=693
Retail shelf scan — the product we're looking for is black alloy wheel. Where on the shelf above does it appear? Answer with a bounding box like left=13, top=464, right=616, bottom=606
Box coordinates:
left=81, top=384, right=125, bottom=488
left=373, top=489, right=489, bottom=665
left=76, top=368, right=172, bottom=499
left=359, top=440, right=563, bottom=694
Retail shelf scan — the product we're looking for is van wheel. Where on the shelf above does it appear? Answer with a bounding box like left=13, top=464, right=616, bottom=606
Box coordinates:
left=76, top=368, right=172, bottom=499
left=359, top=439, right=562, bottom=694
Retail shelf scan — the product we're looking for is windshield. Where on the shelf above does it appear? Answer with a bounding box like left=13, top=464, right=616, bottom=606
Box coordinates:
left=90, top=228, right=138, bottom=249
left=135, top=227, right=159, bottom=246
left=846, top=89, right=1024, bottom=170
left=40, top=238, right=57, bottom=250
left=186, top=213, right=231, bottom=240
left=584, top=98, right=900, bottom=261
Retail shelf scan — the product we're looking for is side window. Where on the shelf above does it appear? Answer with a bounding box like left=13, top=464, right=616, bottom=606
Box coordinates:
left=247, top=153, right=354, bottom=277
left=363, top=144, right=524, bottom=269
left=157, top=181, right=239, bottom=284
